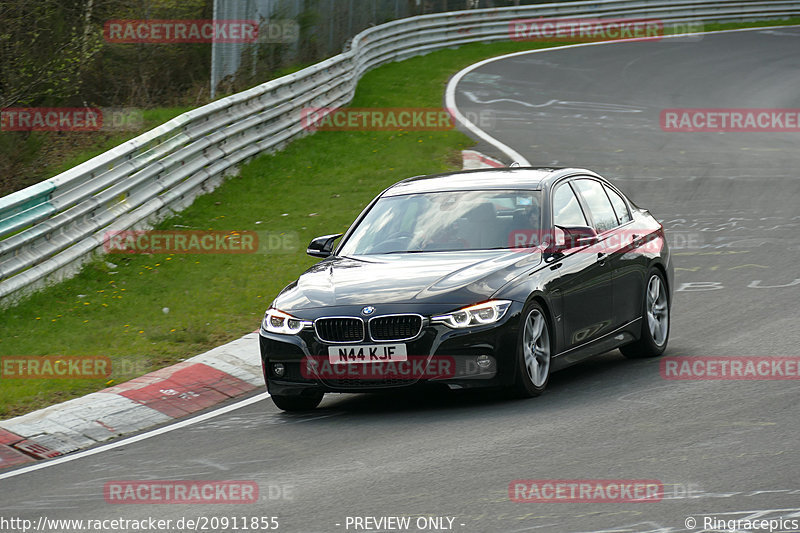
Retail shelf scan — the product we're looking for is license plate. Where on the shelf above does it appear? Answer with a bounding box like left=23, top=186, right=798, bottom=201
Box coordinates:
left=328, top=344, right=407, bottom=364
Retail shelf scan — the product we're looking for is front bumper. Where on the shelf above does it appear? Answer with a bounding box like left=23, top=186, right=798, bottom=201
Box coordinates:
left=259, top=303, right=522, bottom=394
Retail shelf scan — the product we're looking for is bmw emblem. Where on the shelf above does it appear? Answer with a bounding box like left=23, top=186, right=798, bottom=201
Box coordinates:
left=361, top=306, right=376, bottom=316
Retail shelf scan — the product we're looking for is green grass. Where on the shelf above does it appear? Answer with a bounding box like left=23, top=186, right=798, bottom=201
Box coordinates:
left=1, top=18, right=798, bottom=418
left=42, top=108, right=194, bottom=179
left=1, top=108, right=198, bottom=197
left=699, top=18, right=800, bottom=32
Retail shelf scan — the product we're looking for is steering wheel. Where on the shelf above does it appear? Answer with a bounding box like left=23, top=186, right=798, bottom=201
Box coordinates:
left=385, top=231, right=415, bottom=242
left=365, top=231, right=416, bottom=253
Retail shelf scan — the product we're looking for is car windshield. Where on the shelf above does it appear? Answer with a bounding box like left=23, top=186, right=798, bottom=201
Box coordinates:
left=338, top=189, right=542, bottom=255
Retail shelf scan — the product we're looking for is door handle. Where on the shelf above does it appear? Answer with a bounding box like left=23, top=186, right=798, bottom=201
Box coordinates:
left=597, top=252, right=607, bottom=264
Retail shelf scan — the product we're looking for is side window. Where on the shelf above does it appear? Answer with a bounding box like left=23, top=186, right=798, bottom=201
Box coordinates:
left=605, top=185, right=632, bottom=224
left=552, top=183, right=588, bottom=227
left=574, top=179, right=618, bottom=232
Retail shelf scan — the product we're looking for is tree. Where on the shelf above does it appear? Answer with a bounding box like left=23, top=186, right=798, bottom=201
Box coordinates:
left=0, top=0, right=103, bottom=109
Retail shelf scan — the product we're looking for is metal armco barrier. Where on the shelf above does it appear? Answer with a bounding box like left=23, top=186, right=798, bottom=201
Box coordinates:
left=2, top=0, right=798, bottom=304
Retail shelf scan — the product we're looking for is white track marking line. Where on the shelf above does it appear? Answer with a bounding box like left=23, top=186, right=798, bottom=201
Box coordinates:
left=445, top=25, right=800, bottom=168
left=0, top=392, right=270, bottom=480
left=446, top=64, right=531, bottom=166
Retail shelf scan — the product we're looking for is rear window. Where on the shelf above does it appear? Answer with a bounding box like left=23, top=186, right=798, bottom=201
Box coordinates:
left=574, top=179, right=619, bottom=232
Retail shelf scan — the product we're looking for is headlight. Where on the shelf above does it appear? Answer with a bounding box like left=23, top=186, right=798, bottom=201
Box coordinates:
left=262, top=308, right=310, bottom=335
left=432, top=300, right=512, bottom=329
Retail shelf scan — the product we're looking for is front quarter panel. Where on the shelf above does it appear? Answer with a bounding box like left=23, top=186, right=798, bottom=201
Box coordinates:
left=492, top=252, right=563, bottom=350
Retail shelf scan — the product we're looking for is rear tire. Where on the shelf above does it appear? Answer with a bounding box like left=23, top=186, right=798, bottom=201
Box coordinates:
left=271, top=393, right=323, bottom=412
left=511, top=301, right=552, bottom=398
left=620, top=268, right=669, bottom=359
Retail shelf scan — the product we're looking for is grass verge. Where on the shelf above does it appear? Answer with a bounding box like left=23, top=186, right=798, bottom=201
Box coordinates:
left=1, top=19, right=798, bottom=418
left=0, top=109, right=194, bottom=197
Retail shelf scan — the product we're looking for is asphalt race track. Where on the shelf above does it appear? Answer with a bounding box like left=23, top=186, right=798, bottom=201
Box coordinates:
left=2, top=28, right=799, bottom=533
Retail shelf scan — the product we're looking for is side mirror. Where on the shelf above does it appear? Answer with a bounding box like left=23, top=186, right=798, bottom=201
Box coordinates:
left=551, top=225, right=598, bottom=250
left=570, top=226, right=598, bottom=246
left=306, top=233, right=343, bottom=258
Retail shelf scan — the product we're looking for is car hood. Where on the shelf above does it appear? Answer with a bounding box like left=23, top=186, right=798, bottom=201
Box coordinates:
left=274, top=250, right=542, bottom=310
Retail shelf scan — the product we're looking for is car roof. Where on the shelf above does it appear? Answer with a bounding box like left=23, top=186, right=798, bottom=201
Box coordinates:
left=382, top=167, right=600, bottom=196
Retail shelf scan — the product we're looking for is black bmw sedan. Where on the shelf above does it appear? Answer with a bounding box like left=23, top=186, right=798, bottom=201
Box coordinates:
left=259, top=167, right=673, bottom=411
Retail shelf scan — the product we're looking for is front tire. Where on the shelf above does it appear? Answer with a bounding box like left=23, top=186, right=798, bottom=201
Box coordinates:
left=512, top=302, right=552, bottom=398
left=620, top=268, right=670, bottom=359
left=271, top=392, right=323, bottom=412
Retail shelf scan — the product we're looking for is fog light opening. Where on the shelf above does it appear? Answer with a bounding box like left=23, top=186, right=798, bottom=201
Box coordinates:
left=273, top=363, right=285, bottom=377
left=476, top=355, right=491, bottom=369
